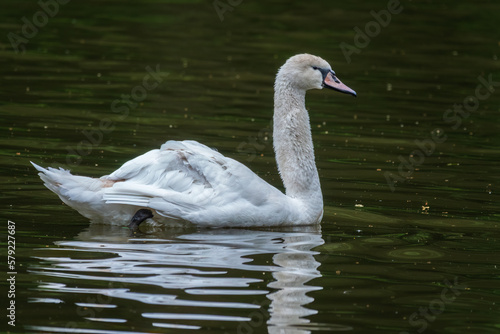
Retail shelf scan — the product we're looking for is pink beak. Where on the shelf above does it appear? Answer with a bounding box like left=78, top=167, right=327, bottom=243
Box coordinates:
left=323, top=71, right=356, bottom=97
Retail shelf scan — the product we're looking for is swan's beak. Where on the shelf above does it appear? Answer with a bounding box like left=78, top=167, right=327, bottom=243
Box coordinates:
left=323, top=71, right=357, bottom=97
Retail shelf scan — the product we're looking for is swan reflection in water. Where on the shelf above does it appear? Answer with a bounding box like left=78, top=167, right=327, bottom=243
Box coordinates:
left=28, top=225, right=328, bottom=333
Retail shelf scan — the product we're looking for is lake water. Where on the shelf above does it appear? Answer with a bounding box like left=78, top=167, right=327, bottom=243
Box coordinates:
left=2, top=0, right=499, bottom=333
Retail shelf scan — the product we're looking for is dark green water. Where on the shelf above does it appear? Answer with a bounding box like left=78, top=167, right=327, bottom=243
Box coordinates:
left=1, top=0, right=499, bottom=333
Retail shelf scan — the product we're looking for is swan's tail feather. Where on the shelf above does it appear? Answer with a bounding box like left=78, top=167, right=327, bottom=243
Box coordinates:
left=31, top=161, right=141, bottom=224
left=31, top=162, right=70, bottom=195
left=31, top=161, right=105, bottom=203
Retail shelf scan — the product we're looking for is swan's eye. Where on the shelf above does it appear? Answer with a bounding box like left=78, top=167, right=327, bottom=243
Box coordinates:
left=312, top=66, right=319, bottom=70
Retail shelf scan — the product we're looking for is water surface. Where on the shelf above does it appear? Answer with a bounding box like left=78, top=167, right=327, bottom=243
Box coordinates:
left=1, top=0, right=499, bottom=333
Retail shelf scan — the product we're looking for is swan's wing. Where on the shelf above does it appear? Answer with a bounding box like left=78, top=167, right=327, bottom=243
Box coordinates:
left=102, top=140, right=275, bottom=220
left=108, top=141, right=219, bottom=184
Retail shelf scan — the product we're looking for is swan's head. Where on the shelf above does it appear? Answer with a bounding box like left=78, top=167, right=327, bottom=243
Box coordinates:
left=277, top=54, right=356, bottom=96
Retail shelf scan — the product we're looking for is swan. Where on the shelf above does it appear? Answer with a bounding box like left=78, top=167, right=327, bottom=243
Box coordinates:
left=32, top=54, right=356, bottom=228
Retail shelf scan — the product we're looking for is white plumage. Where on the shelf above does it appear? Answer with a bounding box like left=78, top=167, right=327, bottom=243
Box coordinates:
left=32, top=54, right=356, bottom=227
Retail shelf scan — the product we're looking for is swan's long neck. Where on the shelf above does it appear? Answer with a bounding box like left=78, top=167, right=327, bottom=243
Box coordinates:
left=273, top=77, right=323, bottom=209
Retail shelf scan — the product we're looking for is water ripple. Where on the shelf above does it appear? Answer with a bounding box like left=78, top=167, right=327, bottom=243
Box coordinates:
left=28, top=225, right=325, bottom=333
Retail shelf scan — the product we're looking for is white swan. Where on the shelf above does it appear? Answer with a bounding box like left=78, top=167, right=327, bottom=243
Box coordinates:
left=32, top=54, right=356, bottom=227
